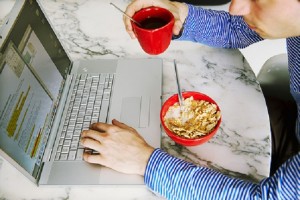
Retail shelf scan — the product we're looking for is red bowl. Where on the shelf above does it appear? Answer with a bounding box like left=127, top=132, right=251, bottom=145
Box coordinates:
left=160, top=91, right=222, bottom=146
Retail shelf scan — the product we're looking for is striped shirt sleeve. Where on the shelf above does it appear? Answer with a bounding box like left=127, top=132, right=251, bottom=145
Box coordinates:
left=177, top=4, right=264, bottom=49
left=288, top=37, right=300, bottom=144
left=144, top=149, right=300, bottom=200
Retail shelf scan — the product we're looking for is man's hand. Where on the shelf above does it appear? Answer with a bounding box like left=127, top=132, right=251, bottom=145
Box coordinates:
left=80, top=119, right=155, bottom=176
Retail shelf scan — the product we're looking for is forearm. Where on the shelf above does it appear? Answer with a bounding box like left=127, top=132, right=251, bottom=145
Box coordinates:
left=144, top=149, right=300, bottom=200
left=144, top=149, right=254, bottom=199
left=177, top=4, right=264, bottom=48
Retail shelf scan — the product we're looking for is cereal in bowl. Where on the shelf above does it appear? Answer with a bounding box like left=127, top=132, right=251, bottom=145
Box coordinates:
left=163, top=96, right=221, bottom=139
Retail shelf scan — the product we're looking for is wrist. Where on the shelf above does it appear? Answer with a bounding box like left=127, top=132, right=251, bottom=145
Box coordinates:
left=139, top=146, right=155, bottom=176
left=170, top=2, right=188, bottom=36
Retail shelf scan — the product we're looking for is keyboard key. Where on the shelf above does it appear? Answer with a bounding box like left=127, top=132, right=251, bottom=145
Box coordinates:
left=57, top=145, right=62, bottom=152
left=55, top=152, right=60, bottom=160
left=78, top=111, right=85, bottom=118
left=76, top=149, right=84, bottom=160
left=91, top=118, right=98, bottom=124
left=72, top=136, right=80, bottom=143
left=99, top=100, right=109, bottom=122
left=60, top=153, right=68, bottom=160
left=59, top=138, right=64, bottom=145
left=92, top=113, right=99, bottom=119
left=61, top=146, right=70, bottom=153
left=75, top=123, right=82, bottom=130
left=77, top=117, right=84, bottom=123
left=68, top=150, right=76, bottom=160
left=63, top=140, right=71, bottom=146
left=84, top=116, right=92, bottom=122
left=70, top=143, right=78, bottom=150
left=65, top=132, right=73, bottom=139
left=103, top=90, right=111, bottom=100
left=99, top=74, right=106, bottom=84
left=73, top=129, right=81, bottom=136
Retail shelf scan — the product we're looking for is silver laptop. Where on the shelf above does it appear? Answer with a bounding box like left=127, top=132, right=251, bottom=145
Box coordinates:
left=0, top=0, right=162, bottom=185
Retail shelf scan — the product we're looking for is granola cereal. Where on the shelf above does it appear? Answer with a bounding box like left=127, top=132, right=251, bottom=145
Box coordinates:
left=163, top=96, right=221, bottom=139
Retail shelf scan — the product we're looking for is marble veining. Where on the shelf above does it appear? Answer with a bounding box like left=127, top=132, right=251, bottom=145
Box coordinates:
left=0, top=0, right=271, bottom=199
left=159, top=46, right=270, bottom=183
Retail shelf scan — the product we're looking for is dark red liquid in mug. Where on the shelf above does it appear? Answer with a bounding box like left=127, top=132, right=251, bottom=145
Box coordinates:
left=140, top=17, right=168, bottom=29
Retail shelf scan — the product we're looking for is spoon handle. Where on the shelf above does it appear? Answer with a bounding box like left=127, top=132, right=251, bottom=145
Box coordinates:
left=174, top=60, right=184, bottom=107
left=110, top=3, right=142, bottom=27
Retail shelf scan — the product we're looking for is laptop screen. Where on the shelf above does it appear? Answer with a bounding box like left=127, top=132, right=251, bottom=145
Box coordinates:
left=0, top=0, right=71, bottom=179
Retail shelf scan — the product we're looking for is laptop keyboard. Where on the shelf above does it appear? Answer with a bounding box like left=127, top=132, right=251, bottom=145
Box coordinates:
left=55, top=73, right=114, bottom=161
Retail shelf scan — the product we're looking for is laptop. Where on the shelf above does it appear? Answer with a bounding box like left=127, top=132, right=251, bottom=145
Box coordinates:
left=0, top=0, right=162, bottom=185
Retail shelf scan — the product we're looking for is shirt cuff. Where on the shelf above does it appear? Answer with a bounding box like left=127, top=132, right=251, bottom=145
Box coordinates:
left=144, top=148, right=167, bottom=184
left=144, top=148, right=189, bottom=188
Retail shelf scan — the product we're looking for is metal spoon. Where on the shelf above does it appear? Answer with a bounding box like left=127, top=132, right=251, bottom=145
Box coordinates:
left=110, top=2, right=142, bottom=27
left=174, top=60, right=184, bottom=108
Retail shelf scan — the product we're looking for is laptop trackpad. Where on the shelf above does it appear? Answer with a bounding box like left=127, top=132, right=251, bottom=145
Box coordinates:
left=120, top=96, right=149, bottom=128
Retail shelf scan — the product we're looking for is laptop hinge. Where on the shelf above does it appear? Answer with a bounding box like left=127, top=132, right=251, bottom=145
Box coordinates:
left=42, top=75, right=73, bottom=162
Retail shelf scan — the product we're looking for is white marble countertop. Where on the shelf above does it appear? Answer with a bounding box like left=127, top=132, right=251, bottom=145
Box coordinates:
left=0, top=0, right=271, bottom=199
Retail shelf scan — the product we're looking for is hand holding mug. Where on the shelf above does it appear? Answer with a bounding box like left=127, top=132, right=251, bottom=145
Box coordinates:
left=124, top=0, right=189, bottom=40
left=131, top=6, right=175, bottom=55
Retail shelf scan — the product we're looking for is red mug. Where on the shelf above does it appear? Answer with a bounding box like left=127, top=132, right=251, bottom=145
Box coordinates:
left=131, top=7, right=175, bottom=55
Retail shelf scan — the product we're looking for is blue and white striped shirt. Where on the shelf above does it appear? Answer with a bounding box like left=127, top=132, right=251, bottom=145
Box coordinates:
left=144, top=5, right=300, bottom=200
left=145, top=149, right=300, bottom=200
